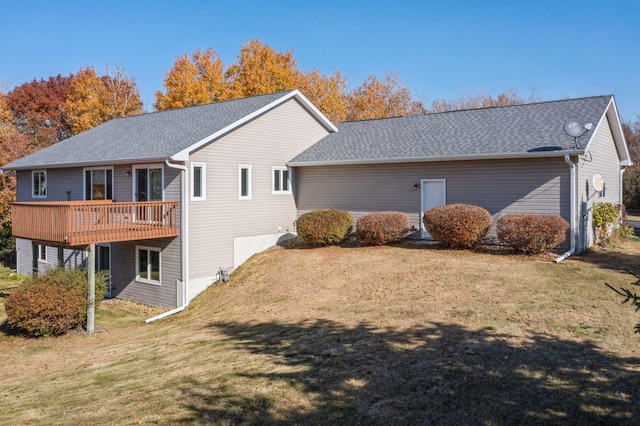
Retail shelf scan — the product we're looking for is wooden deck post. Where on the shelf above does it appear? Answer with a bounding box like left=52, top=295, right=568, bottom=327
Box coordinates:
left=87, top=243, right=95, bottom=334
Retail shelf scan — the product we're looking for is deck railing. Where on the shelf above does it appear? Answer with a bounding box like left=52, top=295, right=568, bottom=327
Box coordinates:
left=11, top=200, right=179, bottom=246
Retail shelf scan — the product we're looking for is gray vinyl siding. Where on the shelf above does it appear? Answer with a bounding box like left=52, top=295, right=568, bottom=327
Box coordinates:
left=577, top=115, right=623, bottom=248
left=17, top=168, right=84, bottom=202
left=295, top=157, right=570, bottom=245
left=15, top=238, right=32, bottom=276
left=110, top=237, right=179, bottom=308
left=188, top=97, right=329, bottom=279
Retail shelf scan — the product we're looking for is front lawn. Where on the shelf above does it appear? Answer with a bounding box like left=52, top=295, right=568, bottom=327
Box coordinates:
left=0, top=241, right=639, bottom=424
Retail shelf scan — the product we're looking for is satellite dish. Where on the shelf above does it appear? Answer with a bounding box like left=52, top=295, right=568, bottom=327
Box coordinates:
left=564, top=119, right=588, bottom=138
left=592, top=174, right=605, bottom=192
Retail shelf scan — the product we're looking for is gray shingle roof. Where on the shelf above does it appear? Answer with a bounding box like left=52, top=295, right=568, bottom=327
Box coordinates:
left=289, top=95, right=614, bottom=165
left=3, top=91, right=297, bottom=170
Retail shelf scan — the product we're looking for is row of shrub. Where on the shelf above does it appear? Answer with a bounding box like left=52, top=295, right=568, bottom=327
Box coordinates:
left=296, top=209, right=411, bottom=246
left=5, top=268, right=107, bottom=337
left=296, top=205, right=570, bottom=255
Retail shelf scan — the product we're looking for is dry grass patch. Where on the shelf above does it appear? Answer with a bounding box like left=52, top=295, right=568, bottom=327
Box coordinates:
left=1, top=242, right=640, bottom=424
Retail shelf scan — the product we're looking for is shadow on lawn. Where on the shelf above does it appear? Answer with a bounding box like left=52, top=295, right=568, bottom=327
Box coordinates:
left=571, top=247, right=640, bottom=283
left=178, top=320, right=640, bottom=425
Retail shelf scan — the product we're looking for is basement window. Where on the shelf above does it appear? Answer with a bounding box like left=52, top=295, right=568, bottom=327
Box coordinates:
left=136, top=246, right=160, bottom=285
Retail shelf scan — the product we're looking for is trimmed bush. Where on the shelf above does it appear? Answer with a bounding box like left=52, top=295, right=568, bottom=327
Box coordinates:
left=497, top=214, right=569, bottom=254
left=296, top=209, right=353, bottom=245
left=422, top=204, right=491, bottom=249
left=5, top=268, right=107, bottom=337
left=356, top=211, right=411, bottom=245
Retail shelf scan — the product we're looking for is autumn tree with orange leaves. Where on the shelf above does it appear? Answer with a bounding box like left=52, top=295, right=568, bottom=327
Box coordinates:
left=346, top=72, right=425, bottom=121
left=0, top=92, right=32, bottom=265
left=65, top=66, right=143, bottom=134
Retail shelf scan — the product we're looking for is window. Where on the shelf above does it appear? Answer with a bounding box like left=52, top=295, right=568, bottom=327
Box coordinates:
left=32, top=170, right=47, bottom=198
left=136, top=246, right=160, bottom=285
left=134, top=165, right=164, bottom=201
left=239, top=165, right=251, bottom=200
left=272, top=167, right=291, bottom=194
left=191, top=163, right=206, bottom=200
left=84, top=167, right=113, bottom=200
left=37, top=244, right=47, bottom=262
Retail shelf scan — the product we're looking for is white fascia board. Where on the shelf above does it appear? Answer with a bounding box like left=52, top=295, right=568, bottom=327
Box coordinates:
left=288, top=150, right=583, bottom=167
left=607, top=97, right=633, bottom=166
left=171, top=90, right=338, bottom=162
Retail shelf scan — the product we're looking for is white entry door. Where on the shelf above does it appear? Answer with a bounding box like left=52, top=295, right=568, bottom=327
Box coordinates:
left=420, top=179, right=446, bottom=239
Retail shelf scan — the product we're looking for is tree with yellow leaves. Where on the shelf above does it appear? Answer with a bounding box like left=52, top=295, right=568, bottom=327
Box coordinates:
left=297, top=69, right=348, bottom=123
left=154, top=48, right=228, bottom=111
left=226, top=39, right=300, bottom=98
left=346, top=72, right=425, bottom=121
left=65, top=67, right=143, bottom=134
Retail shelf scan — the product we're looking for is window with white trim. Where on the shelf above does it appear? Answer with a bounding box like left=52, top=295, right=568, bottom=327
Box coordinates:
left=239, top=165, right=252, bottom=200
left=32, top=170, right=47, bottom=198
left=191, top=163, right=206, bottom=201
left=136, top=246, right=160, bottom=285
left=84, top=167, right=113, bottom=200
left=272, top=167, right=291, bottom=194
left=37, top=244, right=47, bottom=262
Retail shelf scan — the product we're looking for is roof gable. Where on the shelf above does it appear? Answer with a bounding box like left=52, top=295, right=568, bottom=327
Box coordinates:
left=289, top=95, right=623, bottom=166
left=2, top=90, right=336, bottom=170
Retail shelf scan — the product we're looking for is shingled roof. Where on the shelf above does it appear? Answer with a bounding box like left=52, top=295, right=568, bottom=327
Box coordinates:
left=289, top=95, right=624, bottom=166
left=2, top=90, right=335, bottom=170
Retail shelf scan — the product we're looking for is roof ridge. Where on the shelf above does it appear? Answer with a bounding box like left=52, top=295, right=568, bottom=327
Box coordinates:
left=339, top=95, right=613, bottom=125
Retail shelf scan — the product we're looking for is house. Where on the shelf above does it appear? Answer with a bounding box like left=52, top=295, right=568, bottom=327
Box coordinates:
left=1, top=92, right=631, bottom=309
left=289, top=95, right=631, bottom=257
left=2, top=90, right=336, bottom=308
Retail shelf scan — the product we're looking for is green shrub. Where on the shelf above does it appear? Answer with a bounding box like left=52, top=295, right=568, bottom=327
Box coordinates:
left=592, top=202, right=620, bottom=246
left=296, top=209, right=353, bottom=245
left=5, top=268, right=107, bottom=337
left=497, top=214, right=570, bottom=255
left=422, top=204, right=492, bottom=249
left=356, top=211, right=411, bottom=245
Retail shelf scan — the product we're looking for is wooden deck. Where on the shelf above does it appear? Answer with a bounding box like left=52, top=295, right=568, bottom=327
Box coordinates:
left=11, top=200, right=179, bottom=246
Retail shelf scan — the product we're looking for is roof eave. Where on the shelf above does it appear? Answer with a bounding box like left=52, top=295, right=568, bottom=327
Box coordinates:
left=288, top=150, right=583, bottom=167
left=0, top=157, right=172, bottom=171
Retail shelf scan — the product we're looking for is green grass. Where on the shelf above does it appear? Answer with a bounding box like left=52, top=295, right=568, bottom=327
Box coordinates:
left=0, top=242, right=639, bottom=424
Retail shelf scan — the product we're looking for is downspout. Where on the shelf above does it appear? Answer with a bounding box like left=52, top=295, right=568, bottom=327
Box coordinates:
left=554, top=154, right=577, bottom=262
left=146, top=159, right=189, bottom=322
left=620, top=168, right=626, bottom=209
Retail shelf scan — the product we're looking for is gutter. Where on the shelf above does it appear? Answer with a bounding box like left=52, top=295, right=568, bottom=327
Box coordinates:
left=288, top=149, right=585, bottom=168
left=146, top=159, right=190, bottom=322
left=554, top=153, right=577, bottom=262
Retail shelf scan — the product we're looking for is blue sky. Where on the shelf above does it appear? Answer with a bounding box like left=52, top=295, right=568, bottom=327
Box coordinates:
left=2, top=0, right=639, bottom=121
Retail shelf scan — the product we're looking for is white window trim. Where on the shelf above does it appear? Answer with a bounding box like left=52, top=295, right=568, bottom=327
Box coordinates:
left=32, top=170, right=47, bottom=198
left=135, top=245, right=161, bottom=286
left=239, top=164, right=252, bottom=200
left=37, top=244, right=47, bottom=263
left=132, top=163, right=165, bottom=201
left=83, top=166, right=114, bottom=201
left=272, top=166, right=292, bottom=194
left=190, top=162, right=206, bottom=201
